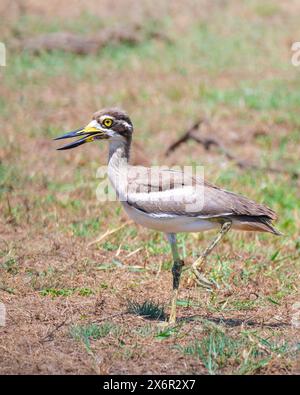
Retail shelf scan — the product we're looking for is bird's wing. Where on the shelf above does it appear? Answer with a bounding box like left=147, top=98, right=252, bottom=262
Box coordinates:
left=125, top=166, right=277, bottom=220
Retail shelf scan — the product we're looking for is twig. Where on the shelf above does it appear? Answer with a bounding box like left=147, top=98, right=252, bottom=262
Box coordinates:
left=165, top=119, right=206, bottom=156
left=125, top=247, right=143, bottom=259
left=39, top=316, right=69, bottom=343
left=115, top=234, right=130, bottom=257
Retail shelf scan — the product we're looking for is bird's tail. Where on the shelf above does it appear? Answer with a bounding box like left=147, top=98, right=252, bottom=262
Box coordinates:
left=232, top=215, right=283, bottom=236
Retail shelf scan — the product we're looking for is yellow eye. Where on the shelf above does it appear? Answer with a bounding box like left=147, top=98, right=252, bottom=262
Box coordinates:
left=103, top=118, right=113, bottom=128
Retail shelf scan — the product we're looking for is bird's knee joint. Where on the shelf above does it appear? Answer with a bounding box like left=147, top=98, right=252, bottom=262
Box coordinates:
left=172, top=259, right=184, bottom=275
left=222, top=222, right=232, bottom=231
left=172, top=260, right=184, bottom=289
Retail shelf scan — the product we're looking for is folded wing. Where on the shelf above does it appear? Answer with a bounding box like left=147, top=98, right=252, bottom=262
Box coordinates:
left=125, top=166, right=277, bottom=222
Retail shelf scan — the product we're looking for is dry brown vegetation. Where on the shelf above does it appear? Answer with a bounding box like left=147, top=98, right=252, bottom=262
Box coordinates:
left=0, top=0, right=299, bottom=374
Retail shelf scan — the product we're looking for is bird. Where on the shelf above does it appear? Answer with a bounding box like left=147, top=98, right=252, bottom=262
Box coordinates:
left=55, top=108, right=281, bottom=325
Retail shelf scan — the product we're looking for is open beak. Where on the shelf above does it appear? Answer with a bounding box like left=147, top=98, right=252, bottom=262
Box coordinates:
left=54, top=123, right=106, bottom=150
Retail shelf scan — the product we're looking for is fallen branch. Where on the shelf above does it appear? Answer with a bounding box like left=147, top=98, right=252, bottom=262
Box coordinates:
left=16, top=26, right=172, bottom=55
left=165, top=119, right=299, bottom=179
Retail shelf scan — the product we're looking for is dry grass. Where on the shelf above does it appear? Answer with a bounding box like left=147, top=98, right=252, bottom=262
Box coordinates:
left=0, top=0, right=299, bottom=374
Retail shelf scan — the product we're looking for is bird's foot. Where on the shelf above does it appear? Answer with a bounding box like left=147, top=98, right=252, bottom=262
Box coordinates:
left=168, top=312, right=177, bottom=326
left=186, top=267, right=216, bottom=290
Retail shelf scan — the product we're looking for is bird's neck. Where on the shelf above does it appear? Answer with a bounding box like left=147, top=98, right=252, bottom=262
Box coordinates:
left=108, top=136, right=131, bottom=167
left=107, top=137, right=131, bottom=197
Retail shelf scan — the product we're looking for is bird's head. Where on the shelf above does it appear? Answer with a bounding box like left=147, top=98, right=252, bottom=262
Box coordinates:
left=54, top=108, right=133, bottom=150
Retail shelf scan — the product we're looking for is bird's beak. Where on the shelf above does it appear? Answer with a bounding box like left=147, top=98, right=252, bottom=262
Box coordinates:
left=54, top=122, right=107, bottom=150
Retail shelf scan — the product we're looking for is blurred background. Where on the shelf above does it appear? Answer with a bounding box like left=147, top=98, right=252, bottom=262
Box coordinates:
left=0, top=0, right=299, bottom=375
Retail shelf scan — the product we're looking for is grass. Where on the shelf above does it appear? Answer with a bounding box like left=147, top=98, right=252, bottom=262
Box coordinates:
left=134, top=324, right=155, bottom=338
left=40, top=287, right=94, bottom=297
left=70, top=322, right=115, bottom=350
left=127, top=300, right=166, bottom=321
left=179, top=323, right=292, bottom=375
left=0, top=257, right=19, bottom=275
left=70, top=217, right=102, bottom=237
left=0, top=0, right=299, bottom=374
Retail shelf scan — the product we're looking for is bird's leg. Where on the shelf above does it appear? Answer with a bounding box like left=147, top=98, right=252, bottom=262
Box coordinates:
left=189, top=221, right=232, bottom=289
left=167, top=233, right=184, bottom=325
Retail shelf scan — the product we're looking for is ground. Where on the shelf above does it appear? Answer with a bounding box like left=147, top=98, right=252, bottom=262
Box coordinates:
left=0, top=0, right=299, bottom=374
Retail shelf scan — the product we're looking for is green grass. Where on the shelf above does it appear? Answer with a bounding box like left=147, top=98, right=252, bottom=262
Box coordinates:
left=40, top=288, right=74, bottom=297
left=182, top=327, right=244, bottom=374
left=70, top=217, right=102, bottom=237
left=0, top=164, right=19, bottom=196
left=0, top=257, right=19, bottom=275
left=127, top=300, right=166, bottom=321
left=40, top=287, right=94, bottom=297
left=179, top=324, right=291, bottom=375
left=199, top=81, right=300, bottom=112
left=134, top=324, right=155, bottom=338
left=156, top=326, right=179, bottom=340
left=70, top=322, right=114, bottom=350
